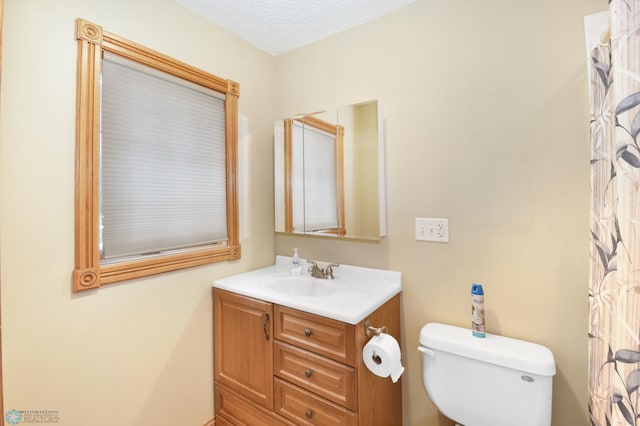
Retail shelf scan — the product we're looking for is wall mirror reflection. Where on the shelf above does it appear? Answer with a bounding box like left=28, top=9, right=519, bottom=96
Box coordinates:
left=274, top=100, right=386, bottom=240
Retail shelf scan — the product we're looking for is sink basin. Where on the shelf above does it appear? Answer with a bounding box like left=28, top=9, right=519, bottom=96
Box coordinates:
left=260, top=275, right=339, bottom=297
left=212, top=256, right=402, bottom=324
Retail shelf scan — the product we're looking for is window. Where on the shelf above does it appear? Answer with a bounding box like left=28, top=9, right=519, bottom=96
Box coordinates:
left=73, top=18, right=240, bottom=292
left=284, top=116, right=345, bottom=235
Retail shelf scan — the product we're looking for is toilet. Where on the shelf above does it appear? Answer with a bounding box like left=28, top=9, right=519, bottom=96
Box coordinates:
left=418, top=323, right=556, bottom=426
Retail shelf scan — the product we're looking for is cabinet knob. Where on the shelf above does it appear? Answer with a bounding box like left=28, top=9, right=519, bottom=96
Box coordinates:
left=306, top=410, right=313, bottom=419
left=305, top=369, right=312, bottom=378
left=304, top=328, right=312, bottom=337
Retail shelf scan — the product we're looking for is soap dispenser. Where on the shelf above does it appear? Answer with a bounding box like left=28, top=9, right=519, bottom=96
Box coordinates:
left=289, top=248, right=302, bottom=275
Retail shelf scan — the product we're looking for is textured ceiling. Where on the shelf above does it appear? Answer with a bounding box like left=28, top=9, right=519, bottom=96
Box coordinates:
left=176, top=0, right=418, bottom=55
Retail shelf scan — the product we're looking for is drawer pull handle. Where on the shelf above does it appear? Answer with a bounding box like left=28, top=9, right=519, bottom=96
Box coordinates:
left=305, top=369, right=312, bottom=378
left=305, top=410, right=313, bottom=419
left=304, top=328, right=312, bottom=337
left=263, top=312, right=270, bottom=341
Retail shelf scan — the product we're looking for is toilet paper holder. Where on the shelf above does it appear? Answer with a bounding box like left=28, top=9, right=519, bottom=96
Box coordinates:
left=365, top=320, right=389, bottom=337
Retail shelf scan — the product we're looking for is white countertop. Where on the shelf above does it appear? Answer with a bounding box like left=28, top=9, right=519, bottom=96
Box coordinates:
left=212, top=256, right=402, bottom=324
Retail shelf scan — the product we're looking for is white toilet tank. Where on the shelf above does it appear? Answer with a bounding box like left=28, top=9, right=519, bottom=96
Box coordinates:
left=418, top=323, right=556, bottom=426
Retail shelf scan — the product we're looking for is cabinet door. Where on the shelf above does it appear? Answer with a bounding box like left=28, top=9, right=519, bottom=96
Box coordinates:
left=215, top=289, right=274, bottom=409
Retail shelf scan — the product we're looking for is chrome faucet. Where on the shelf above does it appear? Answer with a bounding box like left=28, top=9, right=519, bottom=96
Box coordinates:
left=307, top=260, right=339, bottom=279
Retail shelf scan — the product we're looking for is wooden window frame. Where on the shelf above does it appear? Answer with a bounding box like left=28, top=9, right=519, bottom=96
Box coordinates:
left=283, top=115, right=345, bottom=235
left=73, top=18, right=240, bottom=292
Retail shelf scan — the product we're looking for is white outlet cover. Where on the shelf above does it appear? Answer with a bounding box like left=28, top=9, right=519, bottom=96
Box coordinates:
left=415, top=218, right=449, bottom=243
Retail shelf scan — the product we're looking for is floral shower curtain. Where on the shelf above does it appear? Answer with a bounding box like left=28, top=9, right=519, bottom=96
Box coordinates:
left=589, top=1, right=640, bottom=424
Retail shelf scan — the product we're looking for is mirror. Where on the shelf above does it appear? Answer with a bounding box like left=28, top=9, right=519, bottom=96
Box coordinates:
left=274, top=100, right=386, bottom=240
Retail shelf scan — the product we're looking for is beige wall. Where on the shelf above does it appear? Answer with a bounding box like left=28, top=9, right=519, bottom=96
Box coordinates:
left=0, top=0, right=609, bottom=424
left=0, top=0, right=275, bottom=425
left=275, top=0, right=605, bottom=425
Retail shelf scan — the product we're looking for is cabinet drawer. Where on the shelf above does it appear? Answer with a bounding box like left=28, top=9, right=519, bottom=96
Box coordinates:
left=215, top=384, right=293, bottom=426
left=274, top=378, right=357, bottom=426
left=275, top=306, right=356, bottom=365
left=275, top=341, right=357, bottom=410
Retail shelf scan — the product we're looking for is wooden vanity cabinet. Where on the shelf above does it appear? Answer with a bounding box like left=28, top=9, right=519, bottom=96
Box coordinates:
left=214, top=288, right=402, bottom=425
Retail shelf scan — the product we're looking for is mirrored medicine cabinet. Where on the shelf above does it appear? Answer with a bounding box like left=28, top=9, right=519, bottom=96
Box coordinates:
left=274, top=100, right=386, bottom=240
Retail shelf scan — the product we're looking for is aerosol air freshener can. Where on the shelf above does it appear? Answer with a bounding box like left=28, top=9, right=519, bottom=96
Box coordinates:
left=471, top=284, right=485, bottom=338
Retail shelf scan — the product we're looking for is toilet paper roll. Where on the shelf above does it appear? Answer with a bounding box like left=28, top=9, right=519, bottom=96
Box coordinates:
left=363, top=333, right=405, bottom=383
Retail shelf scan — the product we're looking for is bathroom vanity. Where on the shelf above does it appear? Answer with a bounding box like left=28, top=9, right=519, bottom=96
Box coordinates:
left=212, top=257, right=402, bottom=425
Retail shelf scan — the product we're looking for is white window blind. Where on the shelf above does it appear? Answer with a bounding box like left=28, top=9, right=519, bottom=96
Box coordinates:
left=100, top=53, right=228, bottom=261
left=291, top=121, right=338, bottom=232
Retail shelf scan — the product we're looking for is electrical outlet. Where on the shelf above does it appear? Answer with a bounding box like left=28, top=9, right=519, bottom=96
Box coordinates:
left=415, top=218, right=449, bottom=243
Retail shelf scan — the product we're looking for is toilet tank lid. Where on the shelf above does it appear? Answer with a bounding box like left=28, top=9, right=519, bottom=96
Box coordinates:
left=419, top=323, right=556, bottom=376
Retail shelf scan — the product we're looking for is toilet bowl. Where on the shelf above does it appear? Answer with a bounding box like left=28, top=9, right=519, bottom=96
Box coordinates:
left=418, top=323, right=556, bottom=426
